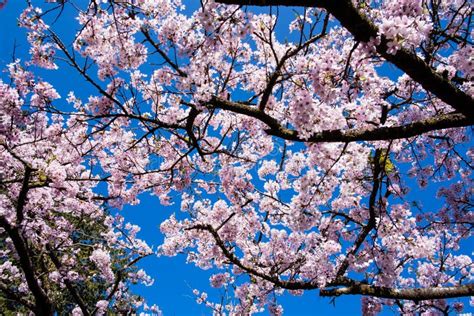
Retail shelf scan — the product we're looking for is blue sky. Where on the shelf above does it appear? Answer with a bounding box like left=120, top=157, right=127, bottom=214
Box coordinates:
left=0, top=2, right=360, bottom=314
left=1, top=1, right=471, bottom=315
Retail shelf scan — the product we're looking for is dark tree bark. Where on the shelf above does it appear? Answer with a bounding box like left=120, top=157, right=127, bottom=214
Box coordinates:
left=210, top=98, right=473, bottom=143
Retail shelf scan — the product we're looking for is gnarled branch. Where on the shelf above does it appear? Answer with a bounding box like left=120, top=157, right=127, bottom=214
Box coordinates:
left=210, top=98, right=473, bottom=143
left=190, top=223, right=474, bottom=302
left=320, top=282, right=474, bottom=301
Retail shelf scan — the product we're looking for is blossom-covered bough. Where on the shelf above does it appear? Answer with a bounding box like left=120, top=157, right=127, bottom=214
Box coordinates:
left=0, top=63, right=156, bottom=314
left=1, top=0, right=473, bottom=314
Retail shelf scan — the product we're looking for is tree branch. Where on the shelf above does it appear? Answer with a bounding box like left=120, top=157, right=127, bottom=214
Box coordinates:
left=334, top=149, right=381, bottom=279
left=210, top=98, right=473, bottom=142
left=90, top=254, right=151, bottom=315
left=189, top=223, right=350, bottom=290
left=47, top=245, right=91, bottom=316
left=141, top=28, right=187, bottom=78
left=320, top=282, right=474, bottom=301
left=259, top=18, right=329, bottom=111
left=15, top=167, right=32, bottom=226
left=189, top=223, right=474, bottom=302
left=0, top=163, right=53, bottom=315
left=0, top=218, right=53, bottom=315
left=216, top=0, right=474, bottom=119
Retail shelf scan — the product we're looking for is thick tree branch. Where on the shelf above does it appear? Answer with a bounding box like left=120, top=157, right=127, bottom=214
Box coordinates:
left=320, top=282, right=474, bottom=301
left=15, top=167, right=32, bottom=226
left=216, top=0, right=474, bottom=119
left=190, top=223, right=474, bottom=302
left=0, top=218, right=54, bottom=315
left=324, top=1, right=474, bottom=119
left=0, top=165, right=54, bottom=315
left=210, top=98, right=473, bottom=142
left=185, top=107, right=206, bottom=159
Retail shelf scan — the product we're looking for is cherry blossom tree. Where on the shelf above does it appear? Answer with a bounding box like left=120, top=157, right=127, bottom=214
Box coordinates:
left=1, top=0, right=473, bottom=314
left=0, top=61, right=158, bottom=314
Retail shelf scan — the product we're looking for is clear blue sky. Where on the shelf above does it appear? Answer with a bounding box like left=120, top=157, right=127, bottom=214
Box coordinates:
left=1, top=1, right=471, bottom=315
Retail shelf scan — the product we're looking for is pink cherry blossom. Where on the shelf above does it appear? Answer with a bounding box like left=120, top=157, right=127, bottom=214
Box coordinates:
left=1, top=0, right=473, bottom=315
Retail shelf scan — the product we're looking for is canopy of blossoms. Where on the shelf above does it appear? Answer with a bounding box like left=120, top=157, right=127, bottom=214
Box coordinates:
left=0, top=0, right=472, bottom=315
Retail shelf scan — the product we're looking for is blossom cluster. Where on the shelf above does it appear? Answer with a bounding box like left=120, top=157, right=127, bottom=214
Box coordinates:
left=4, top=0, right=473, bottom=315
